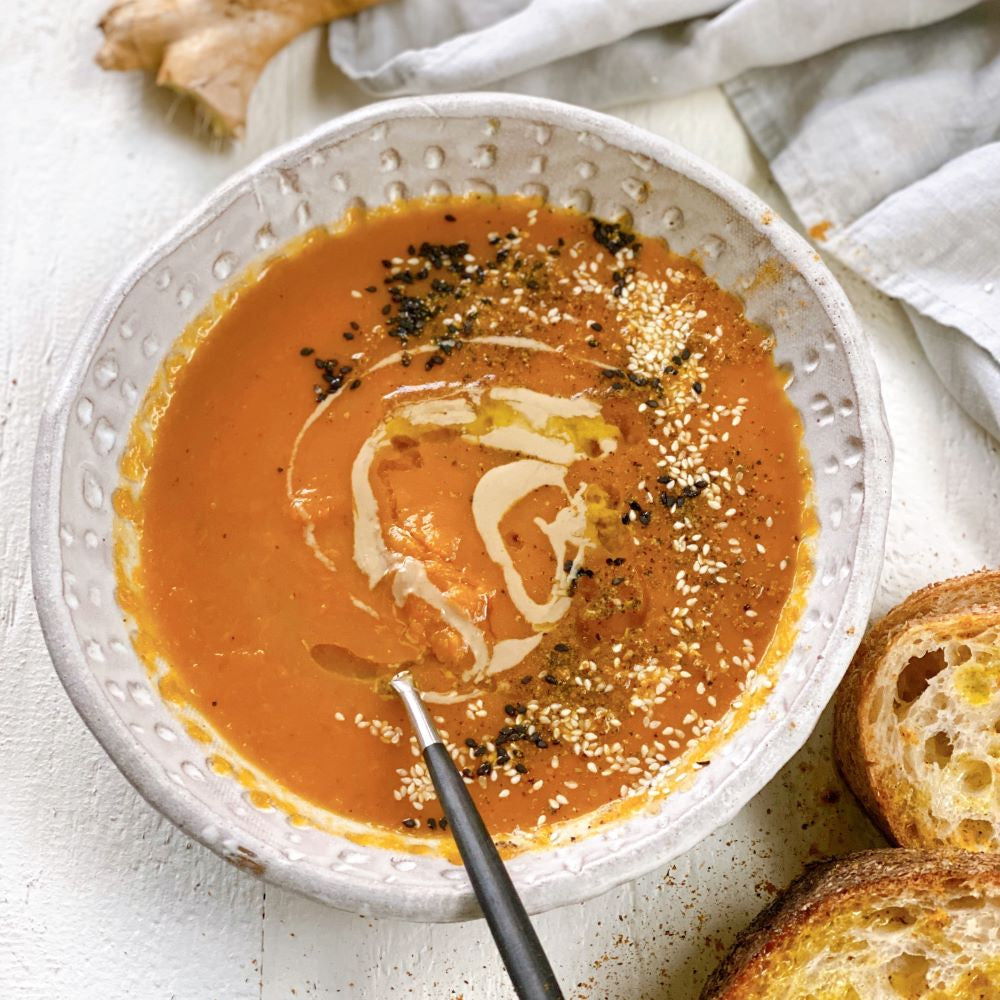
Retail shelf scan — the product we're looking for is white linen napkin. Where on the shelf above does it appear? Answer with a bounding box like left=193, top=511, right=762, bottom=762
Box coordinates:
left=330, top=0, right=1000, bottom=439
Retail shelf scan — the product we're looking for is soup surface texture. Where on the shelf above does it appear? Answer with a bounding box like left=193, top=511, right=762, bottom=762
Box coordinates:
left=119, top=196, right=808, bottom=847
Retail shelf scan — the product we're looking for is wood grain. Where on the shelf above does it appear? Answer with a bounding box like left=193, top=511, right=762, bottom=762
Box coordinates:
left=3, top=4, right=1000, bottom=996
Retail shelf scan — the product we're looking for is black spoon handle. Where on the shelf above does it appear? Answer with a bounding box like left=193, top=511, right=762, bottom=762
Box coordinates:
left=423, top=741, right=564, bottom=1000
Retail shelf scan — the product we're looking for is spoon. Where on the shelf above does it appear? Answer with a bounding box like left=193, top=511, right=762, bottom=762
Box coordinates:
left=391, top=671, right=564, bottom=1000
left=309, top=643, right=393, bottom=689
left=310, top=644, right=564, bottom=999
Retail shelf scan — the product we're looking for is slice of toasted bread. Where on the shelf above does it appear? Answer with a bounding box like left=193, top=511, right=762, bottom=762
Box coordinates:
left=834, top=569, right=1000, bottom=851
left=701, top=849, right=1000, bottom=999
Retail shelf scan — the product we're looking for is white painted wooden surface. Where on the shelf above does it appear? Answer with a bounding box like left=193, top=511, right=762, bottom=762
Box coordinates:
left=3, top=4, right=999, bottom=997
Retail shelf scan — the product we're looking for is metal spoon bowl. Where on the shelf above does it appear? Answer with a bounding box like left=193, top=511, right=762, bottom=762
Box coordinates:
left=390, top=672, right=564, bottom=1000
left=308, top=643, right=563, bottom=997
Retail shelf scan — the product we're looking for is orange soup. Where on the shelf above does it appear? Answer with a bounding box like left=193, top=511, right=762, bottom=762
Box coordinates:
left=117, top=196, right=808, bottom=846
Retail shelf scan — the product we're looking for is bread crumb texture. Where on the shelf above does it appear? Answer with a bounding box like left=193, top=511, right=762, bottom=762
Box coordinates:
left=701, top=849, right=1000, bottom=999
left=835, top=569, right=1000, bottom=850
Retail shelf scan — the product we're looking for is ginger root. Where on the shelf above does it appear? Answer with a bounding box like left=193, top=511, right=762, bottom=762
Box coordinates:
left=97, top=0, right=384, bottom=137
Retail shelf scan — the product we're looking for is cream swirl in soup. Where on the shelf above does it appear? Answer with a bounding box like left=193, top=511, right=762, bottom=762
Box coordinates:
left=119, top=196, right=809, bottom=846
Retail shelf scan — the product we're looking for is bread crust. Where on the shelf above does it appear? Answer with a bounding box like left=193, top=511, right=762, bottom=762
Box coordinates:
left=833, top=568, right=1000, bottom=848
left=700, top=849, right=1000, bottom=999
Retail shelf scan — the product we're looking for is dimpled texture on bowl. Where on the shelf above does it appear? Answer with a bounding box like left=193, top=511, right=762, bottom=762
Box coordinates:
left=32, top=94, right=891, bottom=922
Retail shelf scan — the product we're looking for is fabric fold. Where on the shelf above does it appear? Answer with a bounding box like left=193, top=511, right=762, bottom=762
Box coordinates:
left=329, top=0, right=1000, bottom=439
left=726, top=6, right=1000, bottom=435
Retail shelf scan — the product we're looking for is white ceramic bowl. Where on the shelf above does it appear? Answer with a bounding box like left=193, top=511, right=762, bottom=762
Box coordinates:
left=32, top=94, right=891, bottom=921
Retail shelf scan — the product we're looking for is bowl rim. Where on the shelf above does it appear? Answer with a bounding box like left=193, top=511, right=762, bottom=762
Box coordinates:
left=31, top=92, right=892, bottom=920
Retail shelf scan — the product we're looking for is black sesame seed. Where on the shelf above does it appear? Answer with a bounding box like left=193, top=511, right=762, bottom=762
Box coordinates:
left=444, top=214, right=456, bottom=222
left=299, top=347, right=314, bottom=356
left=613, top=557, right=626, bottom=566
left=349, top=379, right=362, bottom=390
left=683, top=485, right=699, bottom=499
left=515, top=763, right=528, bottom=774
left=465, top=738, right=479, bottom=749
left=439, top=818, right=448, bottom=830
left=657, top=475, right=674, bottom=485
left=365, top=285, right=377, bottom=293
left=342, top=331, right=354, bottom=340
left=504, top=704, right=517, bottom=717
left=350, top=321, right=360, bottom=331
left=681, top=347, right=691, bottom=360
left=672, top=355, right=683, bottom=366
left=589, top=321, right=603, bottom=332
left=496, top=751, right=510, bottom=765
left=553, top=643, right=570, bottom=653
left=590, top=218, right=640, bottom=256
left=693, top=381, right=703, bottom=394
left=521, top=675, right=532, bottom=685
left=695, top=480, right=708, bottom=490
left=629, top=500, right=642, bottom=512
left=339, top=365, right=353, bottom=375
left=639, top=510, right=652, bottom=526
left=543, top=674, right=558, bottom=685
left=402, top=818, right=417, bottom=829
left=534, top=737, right=549, bottom=749
left=477, top=762, right=492, bottom=776
left=497, top=725, right=528, bottom=746
left=664, top=365, right=678, bottom=376
left=427, top=818, right=437, bottom=830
